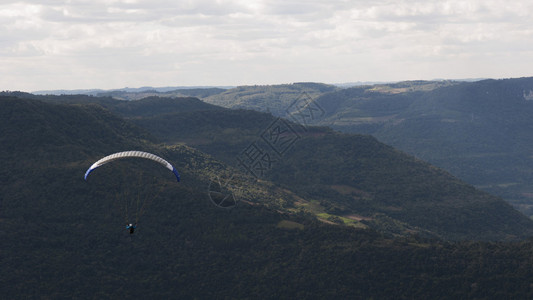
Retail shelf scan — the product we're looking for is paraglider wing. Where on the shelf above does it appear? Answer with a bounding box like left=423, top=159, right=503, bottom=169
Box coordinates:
left=84, top=151, right=180, bottom=181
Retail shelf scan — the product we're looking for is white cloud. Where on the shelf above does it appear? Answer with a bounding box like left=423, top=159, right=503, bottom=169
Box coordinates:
left=1, top=0, right=533, bottom=91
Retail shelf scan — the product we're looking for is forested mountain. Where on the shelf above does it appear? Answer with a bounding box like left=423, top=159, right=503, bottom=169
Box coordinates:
left=176, top=78, right=533, bottom=217
left=110, top=96, right=533, bottom=241
left=11, top=92, right=532, bottom=241
left=32, top=86, right=229, bottom=98
left=96, top=87, right=228, bottom=100
left=305, top=77, right=533, bottom=217
left=201, top=80, right=456, bottom=116
left=0, top=95, right=308, bottom=298
left=5, top=94, right=533, bottom=298
left=201, top=82, right=339, bottom=116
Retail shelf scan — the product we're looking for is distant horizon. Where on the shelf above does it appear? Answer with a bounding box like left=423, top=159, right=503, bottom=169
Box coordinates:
left=27, top=76, right=503, bottom=95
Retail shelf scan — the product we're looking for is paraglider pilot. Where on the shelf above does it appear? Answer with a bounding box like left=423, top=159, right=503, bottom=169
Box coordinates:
left=126, top=223, right=137, bottom=234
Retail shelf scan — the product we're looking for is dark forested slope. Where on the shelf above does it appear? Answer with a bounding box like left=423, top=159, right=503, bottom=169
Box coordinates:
left=5, top=95, right=533, bottom=298
left=89, top=95, right=533, bottom=241
left=309, top=77, right=533, bottom=216
left=180, top=78, right=533, bottom=217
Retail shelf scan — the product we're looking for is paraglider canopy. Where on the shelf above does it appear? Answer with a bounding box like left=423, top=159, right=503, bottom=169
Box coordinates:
left=84, top=151, right=180, bottom=182
left=84, top=150, right=181, bottom=231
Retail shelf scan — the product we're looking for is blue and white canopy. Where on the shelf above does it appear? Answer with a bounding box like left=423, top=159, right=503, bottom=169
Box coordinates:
left=84, top=151, right=180, bottom=182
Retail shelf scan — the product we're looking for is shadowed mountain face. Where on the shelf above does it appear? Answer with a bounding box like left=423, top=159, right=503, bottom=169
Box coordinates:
left=34, top=92, right=531, bottom=241
left=5, top=94, right=533, bottom=299
left=191, top=78, right=533, bottom=217
left=304, top=78, right=533, bottom=216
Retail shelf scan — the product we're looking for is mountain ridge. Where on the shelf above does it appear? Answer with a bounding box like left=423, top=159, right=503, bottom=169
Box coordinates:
left=150, top=77, right=533, bottom=217
left=310, top=77, right=533, bottom=215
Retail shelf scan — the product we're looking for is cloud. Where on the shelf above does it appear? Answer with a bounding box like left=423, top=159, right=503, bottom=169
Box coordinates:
left=1, top=0, right=533, bottom=91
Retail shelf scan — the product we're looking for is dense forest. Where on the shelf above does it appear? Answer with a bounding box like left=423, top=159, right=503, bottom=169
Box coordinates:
left=3, top=93, right=533, bottom=298
left=102, top=94, right=533, bottom=241
left=314, top=78, right=533, bottom=218
left=187, top=78, right=533, bottom=218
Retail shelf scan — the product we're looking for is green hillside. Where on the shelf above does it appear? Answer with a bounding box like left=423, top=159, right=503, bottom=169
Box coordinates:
left=96, top=87, right=228, bottom=100
left=201, top=82, right=338, bottom=116
left=67, top=93, right=533, bottom=241
left=201, top=80, right=455, bottom=119
left=308, top=78, right=533, bottom=216
left=187, top=78, right=533, bottom=217
left=6, top=95, right=533, bottom=298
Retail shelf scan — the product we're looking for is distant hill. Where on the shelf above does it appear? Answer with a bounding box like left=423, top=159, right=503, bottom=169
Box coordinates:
left=187, top=78, right=533, bottom=218
left=304, top=77, right=533, bottom=216
left=6, top=95, right=533, bottom=298
left=201, top=80, right=455, bottom=115
left=201, top=82, right=339, bottom=116
left=31, top=85, right=232, bottom=97
left=96, top=87, right=228, bottom=101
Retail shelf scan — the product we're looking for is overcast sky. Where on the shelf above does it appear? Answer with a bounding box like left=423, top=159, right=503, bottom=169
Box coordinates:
left=1, top=0, right=532, bottom=92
